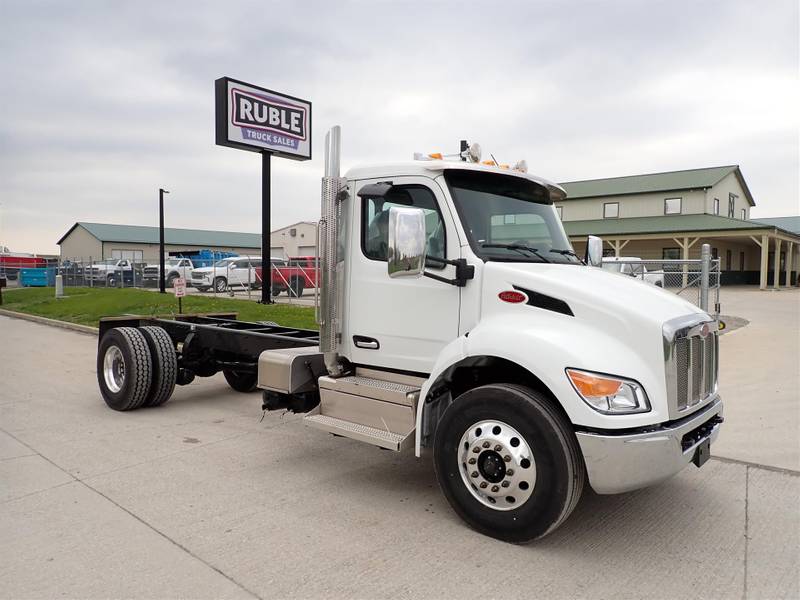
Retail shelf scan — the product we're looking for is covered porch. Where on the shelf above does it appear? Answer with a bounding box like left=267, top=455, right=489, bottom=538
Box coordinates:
left=569, top=227, right=799, bottom=289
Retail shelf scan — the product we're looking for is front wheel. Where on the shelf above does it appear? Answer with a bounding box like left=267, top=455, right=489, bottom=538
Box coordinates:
left=214, top=277, right=227, bottom=293
left=433, top=384, right=584, bottom=543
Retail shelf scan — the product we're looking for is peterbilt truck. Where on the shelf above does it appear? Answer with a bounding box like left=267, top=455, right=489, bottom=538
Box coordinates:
left=95, top=126, right=722, bottom=542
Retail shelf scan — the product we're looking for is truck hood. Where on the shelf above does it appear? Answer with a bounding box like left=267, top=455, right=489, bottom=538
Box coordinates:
left=483, top=261, right=708, bottom=334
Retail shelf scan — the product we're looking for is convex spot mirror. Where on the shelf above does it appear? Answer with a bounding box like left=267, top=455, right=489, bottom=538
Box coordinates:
left=388, top=206, right=427, bottom=278
left=585, top=235, right=603, bottom=268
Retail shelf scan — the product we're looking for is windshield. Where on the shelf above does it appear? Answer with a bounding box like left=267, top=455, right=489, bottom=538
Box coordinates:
left=444, top=170, right=578, bottom=264
left=165, top=259, right=181, bottom=266
left=213, top=259, right=232, bottom=267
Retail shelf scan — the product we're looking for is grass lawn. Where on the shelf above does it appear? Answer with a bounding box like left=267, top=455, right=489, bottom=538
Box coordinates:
left=0, top=287, right=317, bottom=330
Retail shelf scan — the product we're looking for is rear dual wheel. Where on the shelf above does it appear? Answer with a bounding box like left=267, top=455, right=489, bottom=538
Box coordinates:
left=433, top=384, right=584, bottom=543
left=97, top=326, right=177, bottom=411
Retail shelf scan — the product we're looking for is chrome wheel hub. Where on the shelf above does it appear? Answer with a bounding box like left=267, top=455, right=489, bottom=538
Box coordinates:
left=458, top=420, right=536, bottom=511
left=103, top=345, right=126, bottom=393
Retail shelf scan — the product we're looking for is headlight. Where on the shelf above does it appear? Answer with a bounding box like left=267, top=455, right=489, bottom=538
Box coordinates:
left=566, top=369, right=650, bottom=414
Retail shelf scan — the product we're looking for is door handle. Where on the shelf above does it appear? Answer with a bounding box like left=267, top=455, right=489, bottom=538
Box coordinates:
left=353, top=336, right=380, bottom=350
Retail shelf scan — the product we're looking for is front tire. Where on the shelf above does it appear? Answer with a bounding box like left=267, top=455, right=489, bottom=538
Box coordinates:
left=433, top=384, right=584, bottom=543
left=214, top=277, right=227, bottom=293
left=97, top=327, right=152, bottom=411
left=223, top=369, right=258, bottom=393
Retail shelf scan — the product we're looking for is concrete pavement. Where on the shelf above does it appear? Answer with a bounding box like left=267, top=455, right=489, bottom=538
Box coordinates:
left=714, top=287, right=800, bottom=471
left=1, top=302, right=798, bottom=599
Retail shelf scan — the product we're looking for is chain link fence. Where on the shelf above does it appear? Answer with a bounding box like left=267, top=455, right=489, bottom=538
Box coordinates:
left=2, top=247, right=719, bottom=316
left=0, top=255, right=319, bottom=305
left=601, top=245, right=721, bottom=318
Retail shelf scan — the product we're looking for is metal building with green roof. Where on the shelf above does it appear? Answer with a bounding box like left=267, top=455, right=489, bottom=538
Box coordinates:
left=555, top=166, right=799, bottom=288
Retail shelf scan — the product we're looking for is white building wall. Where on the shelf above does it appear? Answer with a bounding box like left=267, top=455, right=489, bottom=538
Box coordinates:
left=707, top=172, right=751, bottom=219
left=269, top=222, right=317, bottom=257
left=557, top=189, right=707, bottom=221
left=59, top=226, right=103, bottom=260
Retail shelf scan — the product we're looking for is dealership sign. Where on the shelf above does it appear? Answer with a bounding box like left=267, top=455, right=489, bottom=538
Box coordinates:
left=215, top=77, right=312, bottom=160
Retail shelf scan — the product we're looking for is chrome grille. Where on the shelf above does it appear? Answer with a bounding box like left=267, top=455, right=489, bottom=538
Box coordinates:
left=664, top=317, right=718, bottom=417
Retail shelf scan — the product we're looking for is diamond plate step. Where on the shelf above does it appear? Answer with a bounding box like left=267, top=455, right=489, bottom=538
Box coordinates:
left=304, top=412, right=412, bottom=451
left=318, top=375, right=420, bottom=406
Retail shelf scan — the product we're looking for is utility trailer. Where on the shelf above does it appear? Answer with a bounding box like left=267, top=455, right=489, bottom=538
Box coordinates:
left=97, top=126, right=724, bottom=543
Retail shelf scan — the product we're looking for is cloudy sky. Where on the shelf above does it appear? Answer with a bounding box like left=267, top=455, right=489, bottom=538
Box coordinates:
left=1, top=0, right=797, bottom=254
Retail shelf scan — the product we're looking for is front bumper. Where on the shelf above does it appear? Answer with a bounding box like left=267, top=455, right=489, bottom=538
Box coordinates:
left=576, top=396, right=723, bottom=494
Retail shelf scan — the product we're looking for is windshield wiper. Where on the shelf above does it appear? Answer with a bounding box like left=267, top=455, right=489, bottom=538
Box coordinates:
left=481, top=243, right=551, bottom=263
left=549, top=248, right=584, bottom=263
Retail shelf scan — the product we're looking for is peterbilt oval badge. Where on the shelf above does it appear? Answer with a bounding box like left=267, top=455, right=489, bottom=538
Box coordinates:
left=498, top=290, right=527, bottom=304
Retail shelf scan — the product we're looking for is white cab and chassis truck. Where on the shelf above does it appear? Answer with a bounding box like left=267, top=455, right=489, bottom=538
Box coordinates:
left=96, top=127, right=723, bottom=542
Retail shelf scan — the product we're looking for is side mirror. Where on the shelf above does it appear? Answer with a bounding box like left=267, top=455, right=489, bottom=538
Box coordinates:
left=388, top=206, right=427, bottom=278
left=585, top=235, right=603, bottom=267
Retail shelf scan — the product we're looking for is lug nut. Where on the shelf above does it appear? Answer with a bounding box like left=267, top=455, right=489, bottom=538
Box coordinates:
left=506, top=469, right=514, bottom=476
left=468, top=458, right=477, bottom=465
left=472, top=447, right=481, bottom=453
left=471, top=471, right=479, bottom=478
left=494, top=444, right=502, bottom=452
left=482, top=441, right=491, bottom=448
left=491, top=485, right=500, bottom=493
left=479, top=482, right=488, bottom=489
left=503, top=455, right=511, bottom=462
left=501, top=481, right=510, bottom=488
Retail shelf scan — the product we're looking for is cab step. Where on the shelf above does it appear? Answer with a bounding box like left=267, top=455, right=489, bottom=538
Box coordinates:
left=302, top=368, right=426, bottom=451
left=304, top=412, right=410, bottom=451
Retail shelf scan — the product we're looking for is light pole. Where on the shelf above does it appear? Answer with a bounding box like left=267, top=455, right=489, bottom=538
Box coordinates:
left=159, top=188, right=169, bottom=293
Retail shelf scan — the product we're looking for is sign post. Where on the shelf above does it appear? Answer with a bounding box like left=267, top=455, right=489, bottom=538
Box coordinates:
left=173, top=277, right=186, bottom=313
left=215, top=77, right=312, bottom=304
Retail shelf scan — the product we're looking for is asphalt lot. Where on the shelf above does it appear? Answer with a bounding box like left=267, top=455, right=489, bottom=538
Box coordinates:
left=1, top=288, right=798, bottom=599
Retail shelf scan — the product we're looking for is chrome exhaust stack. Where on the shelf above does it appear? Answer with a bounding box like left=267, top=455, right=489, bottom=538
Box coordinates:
left=318, top=126, right=346, bottom=376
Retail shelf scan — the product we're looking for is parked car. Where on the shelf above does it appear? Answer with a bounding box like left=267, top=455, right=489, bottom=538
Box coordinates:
left=260, top=256, right=318, bottom=297
left=191, top=256, right=262, bottom=293
left=142, top=258, right=194, bottom=287
left=602, top=256, right=664, bottom=287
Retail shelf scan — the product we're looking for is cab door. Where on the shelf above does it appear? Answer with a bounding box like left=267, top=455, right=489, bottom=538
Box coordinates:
left=346, top=177, right=461, bottom=374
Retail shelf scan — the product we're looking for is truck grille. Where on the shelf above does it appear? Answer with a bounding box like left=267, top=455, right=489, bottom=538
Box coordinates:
left=664, top=317, right=718, bottom=417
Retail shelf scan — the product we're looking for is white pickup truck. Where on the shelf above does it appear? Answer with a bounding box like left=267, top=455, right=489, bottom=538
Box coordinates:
left=602, top=256, right=665, bottom=287
left=190, top=256, right=262, bottom=293
left=142, top=258, right=194, bottom=287
left=86, top=259, right=136, bottom=286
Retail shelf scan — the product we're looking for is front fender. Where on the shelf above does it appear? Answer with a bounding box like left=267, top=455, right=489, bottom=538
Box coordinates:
left=415, top=313, right=670, bottom=456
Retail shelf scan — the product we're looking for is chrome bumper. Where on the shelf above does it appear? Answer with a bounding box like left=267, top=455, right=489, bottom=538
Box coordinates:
left=576, top=396, right=723, bottom=494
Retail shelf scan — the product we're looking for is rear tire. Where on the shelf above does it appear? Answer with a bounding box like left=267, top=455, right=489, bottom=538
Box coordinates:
left=223, top=369, right=258, bottom=393
left=289, top=278, right=305, bottom=297
left=97, top=327, right=152, bottom=411
left=433, top=384, right=584, bottom=543
left=166, top=274, right=178, bottom=288
left=139, top=326, right=177, bottom=407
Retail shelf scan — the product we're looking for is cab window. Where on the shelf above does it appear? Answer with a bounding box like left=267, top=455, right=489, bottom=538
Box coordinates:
left=361, top=185, right=445, bottom=267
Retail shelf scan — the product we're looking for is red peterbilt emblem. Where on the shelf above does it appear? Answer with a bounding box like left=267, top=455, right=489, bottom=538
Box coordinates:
left=498, top=290, right=527, bottom=304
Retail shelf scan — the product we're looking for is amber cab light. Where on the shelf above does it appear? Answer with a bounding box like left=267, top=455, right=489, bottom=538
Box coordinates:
left=498, top=290, right=527, bottom=304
